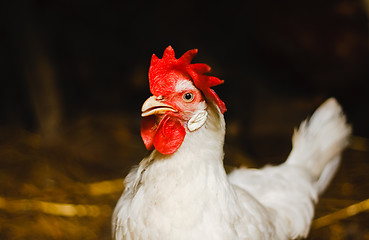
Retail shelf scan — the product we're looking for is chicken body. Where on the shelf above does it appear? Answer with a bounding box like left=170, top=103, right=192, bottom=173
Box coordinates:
left=113, top=99, right=350, bottom=240
left=113, top=103, right=276, bottom=239
left=112, top=47, right=351, bottom=240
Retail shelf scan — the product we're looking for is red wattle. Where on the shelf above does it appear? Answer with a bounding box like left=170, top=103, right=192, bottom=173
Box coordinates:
left=141, top=115, right=186, bottom=155
left=140, top=115, right=157, bottom=151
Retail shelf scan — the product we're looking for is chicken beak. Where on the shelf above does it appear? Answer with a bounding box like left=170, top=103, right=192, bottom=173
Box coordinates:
left=141, top=96, right=177, bottom=117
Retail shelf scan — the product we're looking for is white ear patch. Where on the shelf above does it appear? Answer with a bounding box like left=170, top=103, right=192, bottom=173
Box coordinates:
left=188, top=110, right=208, bottom=132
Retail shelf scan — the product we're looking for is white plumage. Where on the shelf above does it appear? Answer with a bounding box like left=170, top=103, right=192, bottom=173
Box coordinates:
left=113, top=98, right=351, bottom=240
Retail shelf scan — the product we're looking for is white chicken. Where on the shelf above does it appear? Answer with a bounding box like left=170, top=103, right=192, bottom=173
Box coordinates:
left=112, top=46, right=351, bottom=240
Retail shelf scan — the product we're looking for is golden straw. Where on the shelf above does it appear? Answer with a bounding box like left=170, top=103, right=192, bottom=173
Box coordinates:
left=0, top=196, right=110, bottom=217
left=313, top=198, right=369, bottom=229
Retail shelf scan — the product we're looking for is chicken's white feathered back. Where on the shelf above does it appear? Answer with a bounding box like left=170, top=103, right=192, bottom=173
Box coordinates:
left=286, top=98, right=351, bottom=193
left=229, top=98, right=351, bottom=239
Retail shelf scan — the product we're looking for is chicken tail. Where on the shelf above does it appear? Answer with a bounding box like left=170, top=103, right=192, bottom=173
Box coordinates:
left=286, top=98, right=351, bottom=195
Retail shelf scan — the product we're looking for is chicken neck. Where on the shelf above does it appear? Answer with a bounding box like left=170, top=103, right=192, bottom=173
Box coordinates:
left=132, top=102, right=237, bottom=230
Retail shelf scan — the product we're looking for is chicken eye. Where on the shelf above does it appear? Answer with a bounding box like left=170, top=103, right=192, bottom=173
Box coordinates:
left=182, top=92, right=194, bottom=102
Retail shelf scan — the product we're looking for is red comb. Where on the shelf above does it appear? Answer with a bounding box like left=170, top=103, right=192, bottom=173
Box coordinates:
left=149, top=46, right=226, bottom=113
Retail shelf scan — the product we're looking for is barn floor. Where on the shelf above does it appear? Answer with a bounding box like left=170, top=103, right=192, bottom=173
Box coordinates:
left=0, top=105, right=368, bottom=240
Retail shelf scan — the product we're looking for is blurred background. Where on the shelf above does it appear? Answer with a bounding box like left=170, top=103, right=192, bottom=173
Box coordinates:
left=1, top=0, right=369, bottom=239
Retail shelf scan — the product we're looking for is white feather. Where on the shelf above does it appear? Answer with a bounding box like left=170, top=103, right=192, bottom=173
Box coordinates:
left=113, top=98, right=351, bottom=240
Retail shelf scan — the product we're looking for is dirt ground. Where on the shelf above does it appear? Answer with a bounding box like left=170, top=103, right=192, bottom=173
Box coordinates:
left=0, top=108, right=368, bottom=240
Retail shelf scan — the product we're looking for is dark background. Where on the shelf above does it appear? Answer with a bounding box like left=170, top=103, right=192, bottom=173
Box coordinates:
left=1, top=0, right=369, bottom=239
